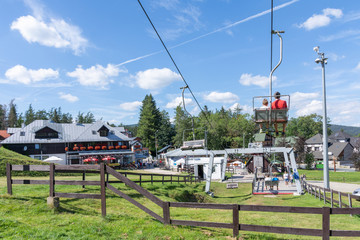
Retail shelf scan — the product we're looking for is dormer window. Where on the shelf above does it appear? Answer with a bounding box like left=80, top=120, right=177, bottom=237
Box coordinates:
left=20, top=131, right=25, bottom=136
left=98, top=125, right=109, bottom=137
left=35, top=127, right=58, bottom=139
left=92, top=130, right=96, bottom=135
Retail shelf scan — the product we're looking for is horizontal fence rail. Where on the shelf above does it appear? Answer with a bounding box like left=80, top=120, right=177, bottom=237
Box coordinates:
left=6, top=163, right=360, bottom=239
left=302, top=181, right=360, bottom=209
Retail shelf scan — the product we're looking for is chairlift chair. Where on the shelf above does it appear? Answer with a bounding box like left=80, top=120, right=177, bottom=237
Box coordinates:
left=252, top=94, right=290, bottom=134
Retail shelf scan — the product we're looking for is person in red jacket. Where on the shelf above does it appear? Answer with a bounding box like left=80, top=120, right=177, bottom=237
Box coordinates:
left=271, top=92, right=287, bottom=136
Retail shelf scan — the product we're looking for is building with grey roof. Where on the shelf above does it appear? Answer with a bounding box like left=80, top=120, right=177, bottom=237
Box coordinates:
left=2, top=120, right=135, bottom=165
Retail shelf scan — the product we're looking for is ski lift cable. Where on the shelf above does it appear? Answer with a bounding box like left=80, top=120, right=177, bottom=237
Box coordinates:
left=137, top=0, right=215, bottom=134
left=138, top=0, right=234, bottom=160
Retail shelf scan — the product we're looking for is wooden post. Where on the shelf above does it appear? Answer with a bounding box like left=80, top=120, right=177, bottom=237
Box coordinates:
left=163, top=202, right=170, bottom=225
left=178, top=175, right=180, bottom=184
left=339, top=192, right=342, bottom=208
left=322, top=207, right=330, bottom=240
left=100, top=163, right=106, bottom=217
left=151, top=175, right=153, bottom=185
left=162, top=175, right=164, bottom=185
left=330, top=190, right=333, bottom=208
left=348, top=193, right=353, bottom=217
left=82, top=171, right=86, bottom=189
left=190, top=175, right=192, bottom=184
left=319, top=188, right=321, bottom=200
left=106, top=173, right=109, bottom=184
left=232, top=204, right=239, bottom=238
left=184, top=176, right=187, bottom=184
left=170, top=175, right=173, bottom=184
left=139, top=174, right=142, bottom=186
left=324, top=188, right=326, bottom=204
left=6, top=163, right=12, bottom=195
left=49, top=163, right=55, bottom=197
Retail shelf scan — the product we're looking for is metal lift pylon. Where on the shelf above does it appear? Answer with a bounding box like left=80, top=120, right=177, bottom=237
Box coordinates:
left=225, top=147, right=303, bottom=195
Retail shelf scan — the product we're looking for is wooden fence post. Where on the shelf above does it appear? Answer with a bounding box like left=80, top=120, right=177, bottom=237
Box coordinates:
left=100, top=163, right=106, bottom=217
left=322, top=207, right=330, bottom=240
left=323, top=189, right=326, bottom=204
left=233, top=204, right=239, bottom=238
left=339, top=192, right=342, bottom=208
left=82, top=171, right=86, bottom=189
left=6, top=163, right=12, bottom=195
left=330, top=190, right=333, bottom=208
left=171, top=175, right=173, bottom=184
left=178, top=176, right=180, bottom=184
left=348, top=193, right=352, bottom=217
left=49, top=163, right=55, bottom=197
left=139, top=174, right=142, bottom=186
left=162, top=175, right=164, bottom=184
left=151, top=175, right=153, bottom=185
left=163, top=202, right=170, bottom=225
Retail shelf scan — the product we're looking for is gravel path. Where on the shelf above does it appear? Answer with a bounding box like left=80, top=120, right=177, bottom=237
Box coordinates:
left=307, top=180, right=360, bottom=193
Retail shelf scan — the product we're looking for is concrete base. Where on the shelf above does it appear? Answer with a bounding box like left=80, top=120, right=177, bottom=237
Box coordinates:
left=47, top=196, right=60, bottom=209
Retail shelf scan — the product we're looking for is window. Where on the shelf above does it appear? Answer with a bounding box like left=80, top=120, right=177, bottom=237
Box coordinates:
left=20, top=131, right=25, bottom=136
left=315, top=147, right=319, bottom=151
left=99, top=130, right=108, bottom=137
left=92, top=130, right=96, bottom=135
left=35, top=144, right=40, bottom=149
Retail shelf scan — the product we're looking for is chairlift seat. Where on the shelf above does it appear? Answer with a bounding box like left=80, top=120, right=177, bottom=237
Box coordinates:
left=254, top=109, right=288, bottom=124
left=181, top=139, right=205, bottom=150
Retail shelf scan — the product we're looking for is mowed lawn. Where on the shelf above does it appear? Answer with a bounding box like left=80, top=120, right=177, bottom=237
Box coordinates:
left=1, top=172, right=360, bottom=240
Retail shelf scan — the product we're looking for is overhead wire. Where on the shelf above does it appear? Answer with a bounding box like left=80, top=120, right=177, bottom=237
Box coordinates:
left=137, top=0, right=216, bottom=141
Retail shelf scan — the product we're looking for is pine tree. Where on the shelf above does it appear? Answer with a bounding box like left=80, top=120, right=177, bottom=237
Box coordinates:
left=157, top=110, right=175, bottom=149
left=25, top=104, right=36, bottom=125
left=7, top=99, right=18, bottom=127
left=0, top=104, right=6, bottom=129
left=137, top=94, right=161, bottom=154
left=173, top=105, right=192, bottom=147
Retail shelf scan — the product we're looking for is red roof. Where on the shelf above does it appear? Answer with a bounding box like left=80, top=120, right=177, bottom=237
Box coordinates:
left=0, top=130, right=10, bottom=140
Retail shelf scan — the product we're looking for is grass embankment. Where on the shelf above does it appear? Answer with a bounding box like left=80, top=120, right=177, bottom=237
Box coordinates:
left=299, top=169, right=360, bottom=184
left=0, top=147, right=48, bottom=177
left=1, top=172, right=360, bottom=239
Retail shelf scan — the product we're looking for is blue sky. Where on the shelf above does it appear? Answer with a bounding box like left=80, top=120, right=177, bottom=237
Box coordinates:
left=1, top=0, right=360, bottom=127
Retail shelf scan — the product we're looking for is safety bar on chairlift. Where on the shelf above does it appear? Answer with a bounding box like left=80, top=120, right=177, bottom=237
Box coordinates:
left=252, top=95, right=290, bottom=110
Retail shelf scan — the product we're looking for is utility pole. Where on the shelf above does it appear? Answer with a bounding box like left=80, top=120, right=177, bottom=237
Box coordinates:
left=314, top=46, right=329, bottom=189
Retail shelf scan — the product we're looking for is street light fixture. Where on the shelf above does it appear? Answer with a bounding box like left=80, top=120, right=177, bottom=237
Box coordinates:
left=314, top=46, right=330, bottom=189
left=155, top=130, right=159, bottom=161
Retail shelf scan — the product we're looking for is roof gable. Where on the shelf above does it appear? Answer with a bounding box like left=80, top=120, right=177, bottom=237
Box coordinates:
left=305, top=133, right=323, bottom=144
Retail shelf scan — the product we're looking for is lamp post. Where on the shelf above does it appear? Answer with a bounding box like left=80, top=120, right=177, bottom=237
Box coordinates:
left=155, top=130, right=159, bottom=161
left=314, top=46, right=329, bottom=189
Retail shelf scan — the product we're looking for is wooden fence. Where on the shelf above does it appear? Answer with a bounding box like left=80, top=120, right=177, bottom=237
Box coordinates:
left=6, top=164, right=360, bottom=239
left=302, top=180, right=360, bottom=209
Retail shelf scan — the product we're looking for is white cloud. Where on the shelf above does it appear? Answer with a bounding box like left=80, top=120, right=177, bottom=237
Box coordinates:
left=204, top=91, right=239, bottom=103
left=166, top=96, right=192, bottom=109
left=59, top=92, right=79, bottom=102
left=299, top=8, right=343, bottom=31
left=67, top=64, right=123, bottom=88
left=355, top=62, right=360, bottom=71
left=239, top=73, right=275, bottom=88
left=327, top=53, right=345, bottom=61
left=295, top=100, right=322, bottom=116
left=119, top=101, right=142, bottom=111
left=320, top=30, right=360, bottom=42
left=11, top=13, right=88, bottom=55
left=228, top=103, right=252, bottom=114
left=291, top=92, right=319, bottom=108
left=135, top=68, right=181, bottom=90
left=5, top=64, right=58, bottom=84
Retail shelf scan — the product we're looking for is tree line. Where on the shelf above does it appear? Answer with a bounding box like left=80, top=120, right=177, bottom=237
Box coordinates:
left=135, top=95, right=334, bottom=157
left=0, top=100, right=96, bottom=129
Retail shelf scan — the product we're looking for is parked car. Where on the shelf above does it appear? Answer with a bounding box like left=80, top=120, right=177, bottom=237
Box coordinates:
left=353, top=188, right=360, bottom=197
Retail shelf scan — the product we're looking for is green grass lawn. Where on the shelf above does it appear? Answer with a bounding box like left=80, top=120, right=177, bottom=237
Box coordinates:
left=1, top=173, right=360, bottom=240
left=299, top=169, right=360, bottom=184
